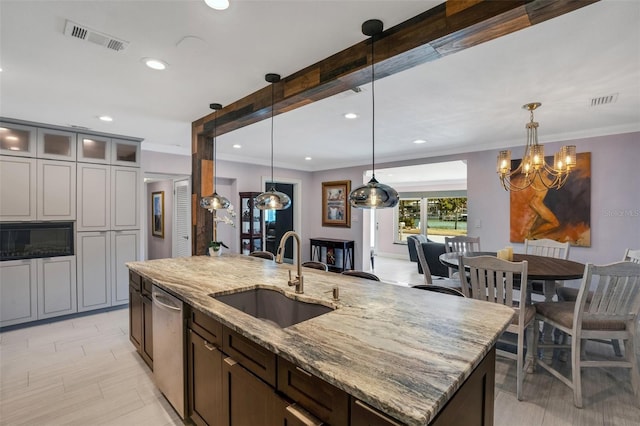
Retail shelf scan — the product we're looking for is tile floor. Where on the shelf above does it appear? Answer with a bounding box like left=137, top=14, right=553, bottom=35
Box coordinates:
left=1, top=256, right=639, bottom=425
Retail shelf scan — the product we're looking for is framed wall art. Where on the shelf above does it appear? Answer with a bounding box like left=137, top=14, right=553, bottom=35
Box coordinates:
left=151, top=191, right=165, bottom=238
left=510, top=152, right=591, bottom=246
left=322, top=180, right=351, bottom=228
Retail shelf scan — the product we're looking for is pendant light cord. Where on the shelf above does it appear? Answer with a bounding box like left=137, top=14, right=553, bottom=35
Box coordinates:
left=270, top=81, right=275, bottom=189
left=371, top=33, right=376, bottom=178
left=213, top=110, right=217, bottom=193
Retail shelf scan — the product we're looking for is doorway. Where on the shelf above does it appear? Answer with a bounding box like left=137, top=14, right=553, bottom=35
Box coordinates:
left=264, top=183, right=294, bottom=260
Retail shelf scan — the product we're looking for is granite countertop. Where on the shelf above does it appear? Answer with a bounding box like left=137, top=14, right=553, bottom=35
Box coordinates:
left=127, top=254, right=514, bottom=425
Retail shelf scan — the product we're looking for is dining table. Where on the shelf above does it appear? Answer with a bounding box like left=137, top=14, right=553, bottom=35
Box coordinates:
left=439, top=251, right=586, bottom=364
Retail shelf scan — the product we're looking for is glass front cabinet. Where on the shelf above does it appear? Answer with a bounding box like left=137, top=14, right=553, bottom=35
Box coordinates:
left=239, top=192, right=263, bottom=255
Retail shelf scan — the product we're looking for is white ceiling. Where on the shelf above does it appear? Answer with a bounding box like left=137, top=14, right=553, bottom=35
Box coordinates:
left=1, top=0, right=639, bottom=175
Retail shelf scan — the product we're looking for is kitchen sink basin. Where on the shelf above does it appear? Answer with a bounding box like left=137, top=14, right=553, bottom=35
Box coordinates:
left=211, top=288, right=333, bottom=328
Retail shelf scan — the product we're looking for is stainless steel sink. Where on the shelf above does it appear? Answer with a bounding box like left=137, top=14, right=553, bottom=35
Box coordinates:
left=211, top=288, right=333, bottom=328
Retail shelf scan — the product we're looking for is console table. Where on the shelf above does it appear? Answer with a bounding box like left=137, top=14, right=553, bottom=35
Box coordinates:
left=310, top=238, right=354, bottom=273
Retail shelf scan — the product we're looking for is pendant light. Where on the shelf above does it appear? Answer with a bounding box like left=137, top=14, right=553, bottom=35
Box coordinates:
left=348, top=19, right=399, bottom=209
left=254, top=73, right=291, bottom=210
left=200, top=103, right=231, bottom=210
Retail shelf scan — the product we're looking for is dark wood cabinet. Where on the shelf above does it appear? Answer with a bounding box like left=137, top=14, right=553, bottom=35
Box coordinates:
left=351, top=399, right=402, bottom=426
left=239, top=192, right=263, bottom=255
left=128, top=271, right=152, bottom=369
left=278, top=357, right=349, bottom=425
left=188, top=329, right=223, bottom=426
left=222, top=356, right=277, bottom=425
left=310, top=238, right=354, bottom=273
left=128, top=272, right=142, bottom=352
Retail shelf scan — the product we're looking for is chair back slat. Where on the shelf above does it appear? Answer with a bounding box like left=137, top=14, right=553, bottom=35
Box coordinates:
left=460, top=255, right=527, bottom=309
left=524, top=238, right=570, bottom=260
left=579, top=262, right=640, bottom=321
left=623, top=248, right=640, bottom=263
left=444, top=236, right=481, bottom=254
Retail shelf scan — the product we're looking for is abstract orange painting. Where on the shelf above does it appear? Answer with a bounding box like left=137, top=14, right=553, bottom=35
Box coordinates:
left=510, top=152, right=591, bottom=246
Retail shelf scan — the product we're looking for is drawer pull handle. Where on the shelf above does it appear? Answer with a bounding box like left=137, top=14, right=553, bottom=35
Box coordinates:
left=295, top=366, right=313, bottom=378
left=204, top=341, right=216, bottom=351
left=354, top=400, right=402, bottom=425
left=285, top=404, right=323, bottom=426
left=224, top=357, right=237, bottom=367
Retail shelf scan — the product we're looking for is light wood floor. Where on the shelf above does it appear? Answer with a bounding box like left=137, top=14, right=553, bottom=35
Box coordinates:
left=1, top=257, right=639, bottom=425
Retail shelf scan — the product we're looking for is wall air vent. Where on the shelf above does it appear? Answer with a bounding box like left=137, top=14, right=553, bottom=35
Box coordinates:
left=589, top=93, right=618, bottom=107
left=63, top=20, right=129, bottom=52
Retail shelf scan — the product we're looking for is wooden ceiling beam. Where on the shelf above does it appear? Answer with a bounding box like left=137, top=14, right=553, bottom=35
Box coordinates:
left=192, top=0, right=598, bottom=139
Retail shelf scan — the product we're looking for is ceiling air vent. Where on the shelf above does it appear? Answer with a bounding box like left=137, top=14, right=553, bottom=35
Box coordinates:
left=63, top=20, right=129, bottom=52
left=589, top=93, right=618, bottom=107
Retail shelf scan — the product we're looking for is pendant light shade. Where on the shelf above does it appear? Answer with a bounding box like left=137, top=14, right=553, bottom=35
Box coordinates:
left=255, top=73, right=291, bottom=211
left=349, top=19, right=399, bottom=209
left=200, top=103, right=231, bottom=210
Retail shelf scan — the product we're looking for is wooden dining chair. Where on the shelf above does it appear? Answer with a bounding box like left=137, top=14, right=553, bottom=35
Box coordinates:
left=302, top=261, right=328, bottom=271
left=533, top=261, right=640, bottom=408
left=341, top=270, right=380, bottom=281
left=412, top=238, right=461, bottom=289
left=249, top=251, right=275, bottom=260
left=459, top=255, right=533, bottom=400
left=444, top=236, right=481, bottom=279
left=412, top=284, right=465, bottom=297
left=523, top=238, right=571, bottom=300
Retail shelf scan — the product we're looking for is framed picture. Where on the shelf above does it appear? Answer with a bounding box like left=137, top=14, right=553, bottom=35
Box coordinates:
left=151, top=191, right=165, bottom=238
left=322, top=180, right=351, bottom=227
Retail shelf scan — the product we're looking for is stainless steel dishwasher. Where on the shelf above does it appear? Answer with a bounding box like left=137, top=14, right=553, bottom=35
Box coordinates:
left=152, top=285, right=186, bottom=419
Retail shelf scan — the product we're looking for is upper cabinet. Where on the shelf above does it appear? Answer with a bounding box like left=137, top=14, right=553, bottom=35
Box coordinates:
left=78, top=135, right=140, bottom=167
left=77, top=134, right=112, bottom=164
left=37, top=128, right=76, bottom=161
left=111, top=138, right=140, bottom=167
left=0, top=122, right=37, bottom=157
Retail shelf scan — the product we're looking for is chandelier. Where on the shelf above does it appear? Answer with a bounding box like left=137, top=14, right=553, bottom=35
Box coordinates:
left=497, top=102, right=576, bottom=191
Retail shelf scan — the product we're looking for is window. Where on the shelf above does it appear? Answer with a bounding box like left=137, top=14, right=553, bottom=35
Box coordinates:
left=395, top=197, right=467, bottom=244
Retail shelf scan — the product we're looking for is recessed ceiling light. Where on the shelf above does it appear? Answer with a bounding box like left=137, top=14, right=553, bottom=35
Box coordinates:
left=143, top=58, right=168, bottom=70
left=99, top=115, right=113, bottom=122
left=344, top=113, right=358, bottom=119
left=305, top=157, right=312, bottom=161
left=413, top=139, right=427, bottom=144
left=232, top=144, right=241, bottom=149
left=204, top=0, right=229, bottom=10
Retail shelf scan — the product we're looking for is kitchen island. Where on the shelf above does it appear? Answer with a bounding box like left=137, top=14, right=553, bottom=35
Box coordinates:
left=127, top=254, right=514, bottom=425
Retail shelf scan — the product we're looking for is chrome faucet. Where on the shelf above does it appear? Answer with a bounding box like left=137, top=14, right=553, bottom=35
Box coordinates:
left=276, top=231, right=304, bottom=294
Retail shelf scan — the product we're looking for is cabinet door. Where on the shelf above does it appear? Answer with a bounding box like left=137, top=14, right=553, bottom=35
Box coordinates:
left=37, top=256, right=77, bottom=319
left=141, top=295, right=153, bottom=368
left=0, top=122, right=36, bottom=157
left=129, top=282, right=143, bottom=352
left=76, top=231, right=111, bottom=311
left=37, top=159, right=76, bottom=220
left=350, top=399, right=403, bottom=426
left=111, top=138, right=140, bottom=167
left=222, top=357, right=276, bottom=426
left=0, top=259, right=37, bottom=326
left=0, top=156, right=36, bottom=221
left=77, top=163, right=110, bottom=231
left=110, top=230, right=139, bottom=306
left=188, top=329, right=223, bottom=426
left=77, top=134, right=110, bottom=164
left=36, top=128, right=76, bottom=161
left=111, top=166, right=139, bottom=229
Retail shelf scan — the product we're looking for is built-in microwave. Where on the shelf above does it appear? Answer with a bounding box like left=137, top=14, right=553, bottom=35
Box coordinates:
left=0, top=222, right=74, bottom=261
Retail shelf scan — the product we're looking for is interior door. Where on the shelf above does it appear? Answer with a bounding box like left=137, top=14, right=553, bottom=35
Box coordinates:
left=173, top=178, right=192, bottom=257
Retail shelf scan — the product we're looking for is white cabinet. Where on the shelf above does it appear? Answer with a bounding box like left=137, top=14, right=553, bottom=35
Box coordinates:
left=0, top=259, right=38, bottom=327
left=77, top=230, right=137, bottom=310
left=111, top=230, right=139, bottom=306
left=77, top=163, right=110, bottom=231
left=111, top=139, right=140, bottom=167
left=0, top=156, right=37, bottom=221
left=37, top=256, right=77, bottom=319
left=36, top=128, right=76, bottom=161
left=0, top=122, right=36, bottom=157
left=111, top=166, right=139, bottom=229
left=77, top=232, right=111, bottom=312
left=77, top=134, right=111, bottom=164
left=37, top=159, right=76, bottom=220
